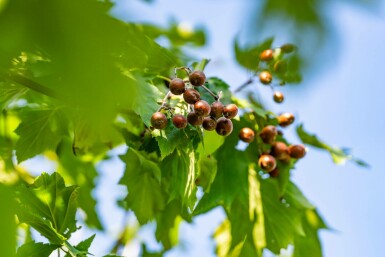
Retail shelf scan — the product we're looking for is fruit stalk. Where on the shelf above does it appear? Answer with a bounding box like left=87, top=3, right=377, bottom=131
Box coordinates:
left=157, top=91, right=171, bottom=111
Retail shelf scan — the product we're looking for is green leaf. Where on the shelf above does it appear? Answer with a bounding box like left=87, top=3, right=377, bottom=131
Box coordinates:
left=234, top=38, right=274, bottom=70
left=0, top=184, right=16, bottom=257
left=293, top=210, right=328, bottom=257
left=160, top=150, right=197, bottom=208
left=16, top=241, right=60, bottom=257
left=119, top=148, right=165, bottom=224
left=57, top=139, right=103, bottom=229
left=16, top=172, right=79, bottom=244
left=197, top=155, right=217, bottom=193
left=296, top=124, right=369, bottom=167
left=194, top=122, right=249, bottom=215
left=155, top=122, right=200, bottom=159
left=0, top=81, right=28, bottom=110
left=64, top=234, right=96, bottom=257
left=15, top=108, right=68, bottom=163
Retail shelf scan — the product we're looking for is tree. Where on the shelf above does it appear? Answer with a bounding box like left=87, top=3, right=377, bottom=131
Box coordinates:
left=0, top=0, right=367, bottom=256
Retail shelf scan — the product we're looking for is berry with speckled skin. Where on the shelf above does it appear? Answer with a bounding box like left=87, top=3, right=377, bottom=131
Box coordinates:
left=151, top=112, right=168, bottom=129
left=189, top=71, right=206, bottom=86
left=215, top=117, right=233, bottom=136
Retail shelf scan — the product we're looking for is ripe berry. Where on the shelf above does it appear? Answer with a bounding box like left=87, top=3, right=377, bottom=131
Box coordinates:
left=273, top=91, right=284, bottom=103
left=215, top=117, right=233, bottom=136
left=194, top=100, right=211, bottom=117
left=202, top=117, right=217, bottom=131
left=258, top=154, right=277, bottom=172
left=271, top=142, right=290, bottom=161
left=183, top=88, right=201, bottom=104
left=269, top=168, right=280, bottom=178
left=172, top=114, right=187, bottom=129
left=169, top=78, right=185, bottom=95
left=260, top=125, right=277, bottom=144
left=273, top=60, right=287, bottom=74
left=278, top=113, right=295, bottom=127
left=189, top=71, right=206, bottom=87
left=260, top=49, right=274, bottom=62
left=239, top=127, right=255, bottom=143
left=223, top=104, right=238, bottom=119
left=281, top=43, right=295, bottom=53
left=187, top=112, right=204, bottom=126
left=259, top=71, right=273, bottom=85
left=210, top=101, right=224, bottom=119
left=151, top=112, right=168, bottom=129
left=288, top=144, right=306, bottom=159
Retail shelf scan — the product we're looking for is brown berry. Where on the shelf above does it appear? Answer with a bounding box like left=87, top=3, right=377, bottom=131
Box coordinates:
left=288, top=144, right=306, bottom=159
left=258, top=154, right=276, bottom=172
left=215, top=117, right=233, bottom=136
left=260, top=125, right=277, bottom=144
left=187, top=112, right=204, bottom=126
left=278, top=113, right=295, bottom=127
left=223, top=104, right=238, bottom=119
left=202, top=117, right=217, bottom=131
left=260, top=49, right=274, bottom=62
left=183, top=88, right=201, bottom=104
left=172, top=114, right=187, bottom=129
left=269, top=168, right=280, bottom=178
left=169, top=78, right=185, bottom=95
left=189, top=71, right=206, bottom=86
left=239, top=127, right=255, bottom=143
left=259, top=71, right=273, bottom=85
left=194, top=100, right=211, bottom=117
left=210, top=101, right=224, bottom=119
left=273, top=91, right=284, bottom=103
left=273, top=60, right=287, bottom=73
left=271, top=142, right=290, bottom=161
left=281, top=44, right=295, bottom=53
left=151, top=112, right=168, bottom=129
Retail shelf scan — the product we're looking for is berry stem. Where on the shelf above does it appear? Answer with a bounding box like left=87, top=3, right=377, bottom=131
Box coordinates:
left=201, top=84, right=219, bottom=100
left=174, top=66, right=191, bottom=77
left=156, top=75, right=171, bottom=82
left=157, top=91, right=171, bottom=111
left=233, top=77, right=254, bottom=93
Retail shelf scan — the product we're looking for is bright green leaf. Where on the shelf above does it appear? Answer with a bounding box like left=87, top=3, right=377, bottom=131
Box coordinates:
left=16, top=241, right=60, bottom=257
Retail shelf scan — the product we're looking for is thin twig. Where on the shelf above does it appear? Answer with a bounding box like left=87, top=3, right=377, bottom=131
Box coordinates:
left=157, top=91, right=171, bottom=111
left=233, top=77, right=254, bottom=93
left=201, top=84, right=219, bottom=101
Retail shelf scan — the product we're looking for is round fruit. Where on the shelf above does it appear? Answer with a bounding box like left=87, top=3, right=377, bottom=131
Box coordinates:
left=271, top=142, right=290, bottom=161
left=273, top=91, right=284, bottom=103
left=260, top=49, right=274, bottom=62
left=269, top=168, right=280, bottom=178
left=258, top=154, right=277, bottom=172
left=194, top=100, right=211, bottom=117
left=223, top=104, right=238, bottom=119
left=172, top=114, right=187, bottom=129
left=278, top=113, right=295, bottom=127
left=189, top=71, right=206, bottom=87
left=239, top=127, right=255, bottom=143
left=288, top=144, right=306, bottom=159
left=187, top=112, right=204, bottom=126
left=259, top=71, right=273, bottom=85
left=210, top=101, right=224, bottom=119
left=260, top=125, right=277, bottom=144
left=183, top=88, right=201, bottom=104
left=169, top=78, right=185, bottom=95
left=281, top=43, right=295, bottom=53
left=202, top=117, right=217, bottom=131
left=215, top=117, right=233, bottom=136
left=151, top=112, right=168, bottom=129
left=273, top=60, right=287, bottom=73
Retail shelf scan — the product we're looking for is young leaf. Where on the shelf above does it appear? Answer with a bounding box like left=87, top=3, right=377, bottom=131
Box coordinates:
left=119, top=148, right=165, bottom=224
left=16, top=172, right=79, bottom=244
left=64, top=234, right=96, bottom=257
left=16, top=241, right=60, bottom=257
left=234, top=38, right=274, bottom=70
left=296, top=124, right=369, bottom=167
left=15, top=108, right=68, bottom=163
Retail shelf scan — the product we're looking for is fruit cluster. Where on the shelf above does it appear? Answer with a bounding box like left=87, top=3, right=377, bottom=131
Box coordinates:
left=150, top=70, right=238, bottom=136
left=237, top=46, right=306, bottom=177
